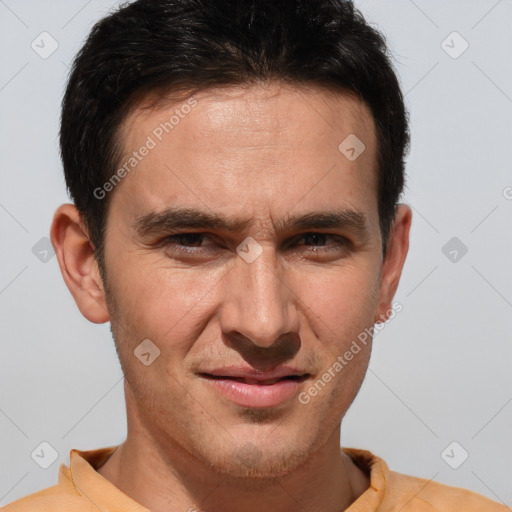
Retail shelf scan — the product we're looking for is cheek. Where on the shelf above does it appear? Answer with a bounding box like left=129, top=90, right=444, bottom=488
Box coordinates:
left=108, top=251, right=226, bottom=343
left=294, top=262, right=381, bottom=344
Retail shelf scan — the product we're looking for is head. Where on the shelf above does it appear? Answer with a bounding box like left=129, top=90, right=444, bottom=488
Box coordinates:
left=51, top=0, right=411, bottom=479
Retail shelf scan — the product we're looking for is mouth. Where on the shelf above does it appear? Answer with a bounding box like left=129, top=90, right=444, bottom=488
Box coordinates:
left=197, top=372, right=310, bottom=408
left=199, top=374, right=310, bottom=385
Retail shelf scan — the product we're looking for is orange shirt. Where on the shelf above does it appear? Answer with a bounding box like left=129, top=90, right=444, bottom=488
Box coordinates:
left=3, top=445, right=509, bottom=511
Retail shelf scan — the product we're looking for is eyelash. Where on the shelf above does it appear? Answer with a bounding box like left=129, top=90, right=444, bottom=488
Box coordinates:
left=161, top=232, right=348, bottom=255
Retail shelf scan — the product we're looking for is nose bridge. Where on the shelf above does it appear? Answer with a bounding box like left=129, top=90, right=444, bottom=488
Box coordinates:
left=220, top=246, right=297, bottom=347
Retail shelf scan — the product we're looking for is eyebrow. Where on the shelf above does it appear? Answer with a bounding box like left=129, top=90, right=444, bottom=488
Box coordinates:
left=132, top=206, right=370, bottom=239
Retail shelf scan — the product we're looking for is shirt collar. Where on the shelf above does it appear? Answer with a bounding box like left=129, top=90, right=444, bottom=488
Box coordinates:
left=342, top=447, right=388, bottom=510
left=61, top=445, right=388, bottom=511
left=62, top=446, right=149, bottom=511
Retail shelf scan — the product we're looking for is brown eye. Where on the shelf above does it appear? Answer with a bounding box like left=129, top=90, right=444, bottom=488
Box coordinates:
left=295, top=233, right=348, bottom=251
left=162, top=233, right=216, bottom=256
left=166, top=233, right=208, bottom=247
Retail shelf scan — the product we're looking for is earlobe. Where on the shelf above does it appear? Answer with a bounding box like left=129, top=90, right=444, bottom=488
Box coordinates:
left=50, top=203, right=110, bottom=324
left=374, top=204, right=412, bottom=323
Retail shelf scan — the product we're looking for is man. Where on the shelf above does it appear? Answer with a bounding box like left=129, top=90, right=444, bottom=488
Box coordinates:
left=4, top=0, right=508, bottom=511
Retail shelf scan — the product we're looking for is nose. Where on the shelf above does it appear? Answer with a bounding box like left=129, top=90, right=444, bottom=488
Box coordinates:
left=218, top=244, right=300, bottom=349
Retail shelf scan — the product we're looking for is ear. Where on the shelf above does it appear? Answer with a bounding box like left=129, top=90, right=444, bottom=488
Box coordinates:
left=50, top=203, right=110, bottom=324
left=374, top=204, right=412, bottom=323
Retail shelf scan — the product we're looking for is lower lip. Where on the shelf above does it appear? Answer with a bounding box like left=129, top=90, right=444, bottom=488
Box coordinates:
left=202, top=376, right=303, bottom=408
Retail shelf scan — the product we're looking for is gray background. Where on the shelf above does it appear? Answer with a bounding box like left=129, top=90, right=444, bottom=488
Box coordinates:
left=1, top=0, right=511, bottom=507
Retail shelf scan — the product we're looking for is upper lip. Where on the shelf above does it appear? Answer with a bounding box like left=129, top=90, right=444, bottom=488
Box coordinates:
left=199, top=365, right=309, bottom=381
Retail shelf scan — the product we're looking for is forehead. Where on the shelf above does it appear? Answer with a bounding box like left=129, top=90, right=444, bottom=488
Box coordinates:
left=111, top=83, right=379, bottom=232
left=121, top=83, right=376, bottom=152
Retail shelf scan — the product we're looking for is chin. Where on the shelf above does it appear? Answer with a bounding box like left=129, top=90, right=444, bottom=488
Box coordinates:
left=201, top=440, right=312, bottom=480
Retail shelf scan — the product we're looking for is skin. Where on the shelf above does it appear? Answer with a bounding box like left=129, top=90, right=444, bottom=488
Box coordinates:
left=50, top=82, right=411, bottom=512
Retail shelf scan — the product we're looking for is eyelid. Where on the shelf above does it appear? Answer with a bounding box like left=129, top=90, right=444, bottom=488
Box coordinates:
left=161, top=231, right=350, bottom=251
left=291, top=232, right=350, bottom=249
left=294, top=232, right=347, bottom=242
left=162, top=231, right=346, bottom=241
left=162, top=232, right=216, bottom=247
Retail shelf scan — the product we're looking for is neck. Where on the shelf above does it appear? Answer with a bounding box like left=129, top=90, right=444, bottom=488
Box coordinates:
left=97, top=399, right=370, bottom=512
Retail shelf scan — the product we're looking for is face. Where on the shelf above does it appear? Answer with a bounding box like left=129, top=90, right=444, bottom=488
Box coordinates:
left=77, top=83, right=406, bottom=478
